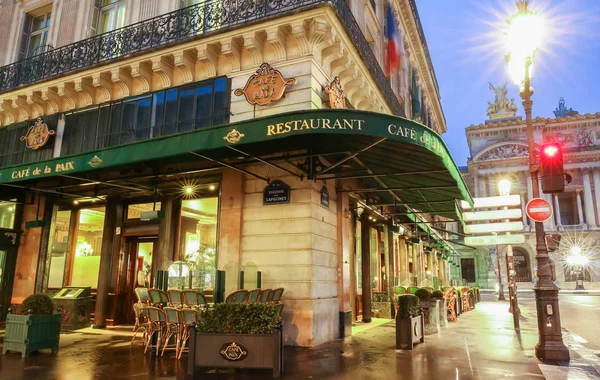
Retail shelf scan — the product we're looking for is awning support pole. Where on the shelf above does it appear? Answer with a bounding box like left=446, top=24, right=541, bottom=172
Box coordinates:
left=189, top=152, right=270, bottom=183
left=316, top=138, right=386, bottom=176
left=227, top=146, right=303, bottom=180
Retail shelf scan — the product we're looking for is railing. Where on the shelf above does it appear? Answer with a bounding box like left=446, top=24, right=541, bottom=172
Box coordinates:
left=0, top=0, right=403, bottom=117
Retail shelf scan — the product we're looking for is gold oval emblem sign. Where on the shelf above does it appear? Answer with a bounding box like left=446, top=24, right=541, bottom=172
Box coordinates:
left=234, top=63, right=296, bottom=106
left=219, top=342, right=248, bottom=361
left=20, top=117, right=56, bottom=150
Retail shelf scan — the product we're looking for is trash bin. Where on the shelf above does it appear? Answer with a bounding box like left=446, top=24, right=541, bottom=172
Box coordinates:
left=52, top=286, right=92, bottom=330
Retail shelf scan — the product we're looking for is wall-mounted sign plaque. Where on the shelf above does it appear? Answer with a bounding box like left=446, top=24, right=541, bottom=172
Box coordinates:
left=324, top=76, right=346, bottom=109
left=20, top=117, right=55, bottom=150
left=263, top=180, right=290, bottom=205
left=320, top=185, right=329, bottom=207
left=234, top=63, right=296, bottom=106
left=220, top=342, right=248, bottom=361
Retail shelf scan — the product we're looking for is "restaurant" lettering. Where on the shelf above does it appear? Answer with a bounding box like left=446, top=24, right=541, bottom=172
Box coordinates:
left=267, top=118, right=365, bottom=136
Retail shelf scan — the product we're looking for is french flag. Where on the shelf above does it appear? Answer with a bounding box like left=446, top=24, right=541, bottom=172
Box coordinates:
left=385, top=1, right=401, bottom=77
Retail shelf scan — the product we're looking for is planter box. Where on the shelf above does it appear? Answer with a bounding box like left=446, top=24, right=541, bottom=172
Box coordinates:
left=395, top=313, right=424, bottom=350
left=188, top=327, right=283, bottom=378
left=3, top=313, right=61, bottom=357
left=422, top=300, right=440, bottom=335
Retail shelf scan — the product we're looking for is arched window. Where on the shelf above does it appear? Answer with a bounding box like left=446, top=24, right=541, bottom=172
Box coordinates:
left=513, top=248, right=532, bottom=282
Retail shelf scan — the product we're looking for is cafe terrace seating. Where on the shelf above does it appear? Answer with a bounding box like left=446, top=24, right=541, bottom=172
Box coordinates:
left=133, top=287, right=285, bottom=359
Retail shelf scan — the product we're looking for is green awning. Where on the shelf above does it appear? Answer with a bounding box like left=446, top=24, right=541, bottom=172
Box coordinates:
left=0, top=109, right=472, bottom=217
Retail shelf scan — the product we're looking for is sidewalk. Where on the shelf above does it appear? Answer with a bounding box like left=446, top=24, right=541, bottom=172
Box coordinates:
left=0, top=297, right=598, bottom=379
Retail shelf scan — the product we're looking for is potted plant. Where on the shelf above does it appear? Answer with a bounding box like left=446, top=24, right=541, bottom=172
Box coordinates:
left=431, top=290, right=448, bottom=327
left=3, top=293, right=61, bottom=357
left=415, top=288, right=439, bottom=334
left=188, top=303, right=283, bottom=378
left=395, top=294, right=424, bottom=350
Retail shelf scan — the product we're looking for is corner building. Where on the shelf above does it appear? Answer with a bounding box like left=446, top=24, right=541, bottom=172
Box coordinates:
left=0, top=0, right=470, bottom=346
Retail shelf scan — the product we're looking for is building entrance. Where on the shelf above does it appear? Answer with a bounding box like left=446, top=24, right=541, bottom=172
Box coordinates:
left=121, top=236, right=157, bottom=324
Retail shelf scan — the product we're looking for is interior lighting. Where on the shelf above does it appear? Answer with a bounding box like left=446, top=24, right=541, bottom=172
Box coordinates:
left=209, top=185, right=216, bottom=191
left=73, top=200, right=79, bottom=205
left=498, top=179, right=512, bottom=196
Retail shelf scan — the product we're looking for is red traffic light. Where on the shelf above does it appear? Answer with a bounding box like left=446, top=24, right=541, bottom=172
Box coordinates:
left=543, top=144, right=558, bottom=157
left=540, top=143, right=564, bottom=193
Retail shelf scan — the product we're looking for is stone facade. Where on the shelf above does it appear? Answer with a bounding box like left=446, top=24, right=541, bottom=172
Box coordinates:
left=463, top=96, right=600, bottom=289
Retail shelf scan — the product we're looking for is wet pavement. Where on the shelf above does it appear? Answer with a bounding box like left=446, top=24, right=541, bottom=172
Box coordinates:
left=0, top=296, right=598, bottom=379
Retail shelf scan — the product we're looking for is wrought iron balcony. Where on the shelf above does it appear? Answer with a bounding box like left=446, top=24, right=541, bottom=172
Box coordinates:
left=0, top=0, right=405, bottom=117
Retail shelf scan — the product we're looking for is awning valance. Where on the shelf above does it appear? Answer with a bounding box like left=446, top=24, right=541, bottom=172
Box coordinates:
left=0, top=110, right=472, bottom=218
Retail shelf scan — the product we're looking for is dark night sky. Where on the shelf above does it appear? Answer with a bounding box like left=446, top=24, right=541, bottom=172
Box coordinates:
left=416, top=0, right=600, bottom=166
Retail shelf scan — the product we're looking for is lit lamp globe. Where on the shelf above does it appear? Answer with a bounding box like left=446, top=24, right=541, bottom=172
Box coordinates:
left=168, top=261, right=190, bottom=290
left=505, top=1, right=545, bottom=85
left=498, top=179, right=512, bottom=196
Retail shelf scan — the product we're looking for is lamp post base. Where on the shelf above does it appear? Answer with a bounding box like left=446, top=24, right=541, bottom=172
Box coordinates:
left=533, top=287, right=570, bottom=361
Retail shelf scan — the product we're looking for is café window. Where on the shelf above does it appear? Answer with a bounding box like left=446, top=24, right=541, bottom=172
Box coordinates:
left=126, top=203, right=162, bottom=220
left=178, top=195, right=219, bottom=290
left=60, top=77, right=230, bottom=156
left=0, top=201, right=16, bottom=229
left=46, top=207, right=105, bottom=289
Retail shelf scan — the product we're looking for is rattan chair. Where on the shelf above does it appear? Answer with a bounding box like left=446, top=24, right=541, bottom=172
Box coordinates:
left=135, top=287, right=151, bottom=305
left=167, top=290, right=184, bottom=307
left=177, top=308, right=198, bottom=360
left=183, top=290, right=199, bottom=307
left=394, top=286, right=406, bottom=295
left=130, top=303, right=147, bottom=346
left=143, top=306, right=167, bottom=355
left=225, top=290, right=248, bottom=303
left=258, top=289, right=272, bottom=303
left=246, top=289, right=261, bottom=303
left=270, top=288, right=284, bottom=303
left=162, top=308, right=183, bottom=357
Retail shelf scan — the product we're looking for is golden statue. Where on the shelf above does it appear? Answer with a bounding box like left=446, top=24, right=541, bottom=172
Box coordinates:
left=486, top=82, right=518, bottom=119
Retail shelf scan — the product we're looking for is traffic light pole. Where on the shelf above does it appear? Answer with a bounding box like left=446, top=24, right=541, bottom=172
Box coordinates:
left=521, top=57, right=569, bottom=361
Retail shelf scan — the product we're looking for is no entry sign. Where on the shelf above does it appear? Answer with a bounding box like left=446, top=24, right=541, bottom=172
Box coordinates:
left=526, top=198, right=553, bottom=222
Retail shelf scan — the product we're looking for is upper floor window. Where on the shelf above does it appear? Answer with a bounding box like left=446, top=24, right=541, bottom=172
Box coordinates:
left=19, top=11, right=52, bottom=60
left=98, top=0, right=126, bottom=34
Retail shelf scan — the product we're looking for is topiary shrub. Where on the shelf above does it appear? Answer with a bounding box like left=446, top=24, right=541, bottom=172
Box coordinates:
left=196, top=303, right=280, bottom=334
left=397, top=294, right=421, bottom=319
left=414, top=288, right=431, bottom=302
left=20, top=294, right=54, bottom=315
left=431, top=290, right=444, bottom=299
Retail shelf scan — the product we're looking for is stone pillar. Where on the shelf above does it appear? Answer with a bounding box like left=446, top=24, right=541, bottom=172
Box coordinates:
left=398, top=237, right=407, bottom=284
left=553, top=194, right=562, bottom=229
left=385, top=225, right=395, bottom=301
left=94, top=197, right=123, bottom=328
left=427, top=251, right=433, bottom=281
left=593, top=170, right=600, bottom=226
left=478, top=175, right=487, bottom=197
left=156, top=195, right=178, bottom=274
left=583, top=171, right=597, bottom=228
left=360, top=214, right=372, bottom=323
left=473, top=174, right=480, bottom=198
left=412, top=243, right=419, bottom=285
left=527, top=175, right=533, bottom=203
left=432, top=253, right=439, bottom=289
left=439, top=259, right=445, bottom=286
left=577, top=190, right=585, bottom=226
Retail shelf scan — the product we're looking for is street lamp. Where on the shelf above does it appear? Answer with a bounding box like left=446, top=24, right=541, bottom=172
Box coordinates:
left=505, top=0, right=569, bottom=361
left=566, top=246, right=588, bottom=291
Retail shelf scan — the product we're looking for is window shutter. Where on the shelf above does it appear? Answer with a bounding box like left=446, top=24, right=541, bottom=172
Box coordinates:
left=18, top=14, right=33, bottom=60
left=89, top=0, right=101, bottom=37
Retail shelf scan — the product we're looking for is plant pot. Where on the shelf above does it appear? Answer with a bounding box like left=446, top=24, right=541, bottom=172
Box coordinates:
left=188, top=327, right=283, bottom=378
left=372, top=301, right=395, bottom=319
left=395, top=313, right=424, bottom=350
left=3, top=313, right=61, bottom=357
left=421, top=300, right=440, bottom=334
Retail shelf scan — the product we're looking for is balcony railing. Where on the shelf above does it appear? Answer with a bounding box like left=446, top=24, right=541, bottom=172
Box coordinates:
left=0, top=0, right=403, bottom=117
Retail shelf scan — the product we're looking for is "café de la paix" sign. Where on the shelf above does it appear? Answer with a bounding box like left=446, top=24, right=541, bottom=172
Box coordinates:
left=234, top=63, right=296, bottom=106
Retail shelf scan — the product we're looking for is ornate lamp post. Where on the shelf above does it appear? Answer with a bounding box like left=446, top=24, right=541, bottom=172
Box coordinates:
left=505, top=0, right=569, bottom=360
left=566, top=246, right=588, bottom=291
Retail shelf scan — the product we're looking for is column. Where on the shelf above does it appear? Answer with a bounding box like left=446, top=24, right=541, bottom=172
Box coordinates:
left=553, top=194, right=562, bottom=229
left=432, top=252, right=439, bottom=289
left=577, top=190, right=585, bottom=225
left=384, top=225, right=394, bottom=301
left=360, top=214, right=372, bottom=323
left=583, top=171, right=597, bottom=228
left=412, top=243, right=419, bottom=285
left=473, top=174, right=480, bottom=198
left=94, top=197, right=123, bottom=329
left=520, top=191, right=528, bottom=229
left=478, top=175, right=487, bottom=197
left=398, top=237, right=407, bottom=285
left=593, top=170, right=600, bottom=226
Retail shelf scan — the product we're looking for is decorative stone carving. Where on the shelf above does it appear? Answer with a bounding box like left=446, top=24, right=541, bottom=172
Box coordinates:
left=577, top=130, right=595, bottom=147
left=324, top=76, right=346, bottom=109
left=553, top=97, right=578, bottom=118
left=545, top=133, right=573, bottom=144
left=486, top=82, right=518, bottom=119
left=478, top=144, right=529, bottom=160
